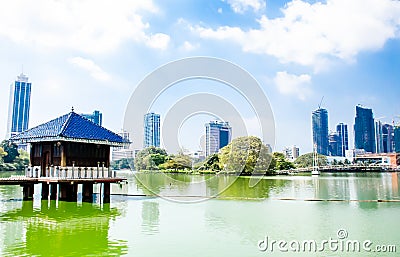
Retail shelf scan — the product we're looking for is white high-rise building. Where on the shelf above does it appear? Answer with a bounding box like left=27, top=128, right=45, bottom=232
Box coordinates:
left=7, top=73, right=32, bottom=151
left=143, top=113, right=160, bottom=148
left=205, top=121, right=231, bottom=157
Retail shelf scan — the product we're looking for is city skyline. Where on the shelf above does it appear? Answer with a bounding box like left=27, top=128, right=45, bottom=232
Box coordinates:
left=0, top=0, right=399, bottom=154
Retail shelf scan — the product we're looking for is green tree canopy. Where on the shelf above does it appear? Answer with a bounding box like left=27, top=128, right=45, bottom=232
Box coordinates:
left=159, top=154, right=192, bottom=170
left=219, top=136, right=273, bottom=175
left=196, top=153, right=221, bottom=171
left=0, top=149, right=29, bottom=171
left=1, top=140, right=19, bottom=163
left=134, top=147, right=168, bottom=171
left=0, top=147, right=7, bottom=164
left=294, top=153, right=327, bottom=168
left=272, top=152, right=295, bottom=170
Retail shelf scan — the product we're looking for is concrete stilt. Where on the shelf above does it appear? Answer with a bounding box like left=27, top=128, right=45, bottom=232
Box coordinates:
left=41, top=183, right=49, bottom=200
left=22, top=184, right=34, bottom=200
left=50, top=183, right=58, bottom=200
left=82, top=183, right=94, bottom=202
left=103, top=183, right=110, bottom=203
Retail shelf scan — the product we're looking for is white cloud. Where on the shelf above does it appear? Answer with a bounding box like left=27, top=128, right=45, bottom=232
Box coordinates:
left=274, top=71, right=312, bottom=100
left=198, top=0, right=400, bottom=69
left=225, top=0, right=266, bottom=13
left=0, top=0, right=169, bottom=53
left=218, top=8, right=223, bottom=14
left=146, top=33, right=170, bottom=50
left=68, top=57, right=111, bottom=81
left=181, top=41, right=198, bottom=51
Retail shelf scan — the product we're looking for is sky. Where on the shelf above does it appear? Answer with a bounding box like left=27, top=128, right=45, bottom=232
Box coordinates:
left=0, top=0, right=399, bottom=154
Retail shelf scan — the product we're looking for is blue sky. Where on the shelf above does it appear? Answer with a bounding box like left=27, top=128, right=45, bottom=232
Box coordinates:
left=0, top=0, right=399, bottom=154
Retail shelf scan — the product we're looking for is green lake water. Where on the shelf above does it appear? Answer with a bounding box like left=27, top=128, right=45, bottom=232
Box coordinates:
left=0, top=172, right=399, bottom=256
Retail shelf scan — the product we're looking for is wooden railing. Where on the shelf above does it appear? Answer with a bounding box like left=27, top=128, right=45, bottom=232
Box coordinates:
left=25, top=165, right=116, bottom=179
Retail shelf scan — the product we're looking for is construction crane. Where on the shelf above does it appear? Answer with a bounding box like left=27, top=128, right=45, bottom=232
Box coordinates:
left=318, top=96, right=324, bottom=109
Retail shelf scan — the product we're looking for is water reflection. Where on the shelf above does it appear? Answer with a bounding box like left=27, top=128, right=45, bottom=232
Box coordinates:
left=141, top=201, right=160, bottom=235
left=0, top=200, right=128, bottom=256
left=131, top=172, right=400, bottom=204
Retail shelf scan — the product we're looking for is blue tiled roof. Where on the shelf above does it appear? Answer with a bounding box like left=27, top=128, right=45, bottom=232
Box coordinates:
left=11, top=112, right=126, bottom=145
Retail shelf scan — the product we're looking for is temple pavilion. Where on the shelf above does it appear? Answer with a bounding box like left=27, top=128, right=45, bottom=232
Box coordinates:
left=5, top=110, right=128, bottom=202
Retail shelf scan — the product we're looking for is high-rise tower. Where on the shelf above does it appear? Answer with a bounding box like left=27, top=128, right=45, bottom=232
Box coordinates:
left=312, top=108, right=329, bottom=155
left=7, top=73, right=32, bottom=141
left=205, top=121, right=232, bottom=157
left=144, top=113, right=160, bottom=148
left=336, top=123, right=349, bottom=157
left=354, top=105, right=375, bottom=153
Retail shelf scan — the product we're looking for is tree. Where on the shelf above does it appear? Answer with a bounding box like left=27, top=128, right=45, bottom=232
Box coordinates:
left=219, top=136, right=274, bottom=174
left=159, top=154, right=192, bottom=171
left=134, top=147, right=168, bottom=171
left=344, top=159, right=351, bottom=165
left=1, top=140, right=19, bottom=163
left=0, top=147, right=7, bottom=164
left=196, top=154, right=221, bottom=171
left=294, top=153, right=327, bottom=168
left=272, top=152, right=295, bottom=170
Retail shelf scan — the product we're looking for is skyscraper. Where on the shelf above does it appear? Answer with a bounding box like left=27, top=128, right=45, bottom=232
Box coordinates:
left=312, top=108, right=329, bottom=155
left=205, top=121, right=232, bottom=156
left=328, top=132, right=341, bottom=156
left=7, top=73, right=32, bottom=140
left=374, top=120, right=383, bottom=153
left=336, top=123, right=349, bottom=157
left=382, top=123, right=394, bottom=153
left=144, top=112, right=160, bottom=148
left=354, top=105, right=376, bottom=153
left=81, top=110, right=102, bottom=126
left=394, top=126, right=400, bottom=153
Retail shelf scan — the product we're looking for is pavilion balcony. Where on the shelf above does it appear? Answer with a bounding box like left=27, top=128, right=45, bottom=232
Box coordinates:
left=25, top=165, right=117, bottom=179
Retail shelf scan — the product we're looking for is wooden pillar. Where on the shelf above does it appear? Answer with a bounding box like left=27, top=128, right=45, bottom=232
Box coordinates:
left=50, top=183, right=58, bottom=200
left=22, top=184, right=34, bottom=200
left=82, top=183, right=94, bottom=202
left=60, top=144, right=66, bottom=167
left=103, top=183, right=110, bottom=203
left=30, top=143, right=35, bottom=167
left=41, top=183, right=49, bottom=200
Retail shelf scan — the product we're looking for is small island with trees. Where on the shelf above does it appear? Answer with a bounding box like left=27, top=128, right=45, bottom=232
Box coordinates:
left=112, top=136, right=330, bottom=175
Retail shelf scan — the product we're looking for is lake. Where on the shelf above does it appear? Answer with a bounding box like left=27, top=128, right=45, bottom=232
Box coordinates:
left=0, top=171, right=399, bottom=256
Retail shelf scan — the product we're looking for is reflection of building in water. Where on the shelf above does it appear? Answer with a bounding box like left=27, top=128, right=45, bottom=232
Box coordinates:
left=0, top=201, right=127, bottom=256
left=392, top=173, right=399, bottom=198
left=312, top=177, right=351, bottom=200
left=141, top=201, right=160, bottom=235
